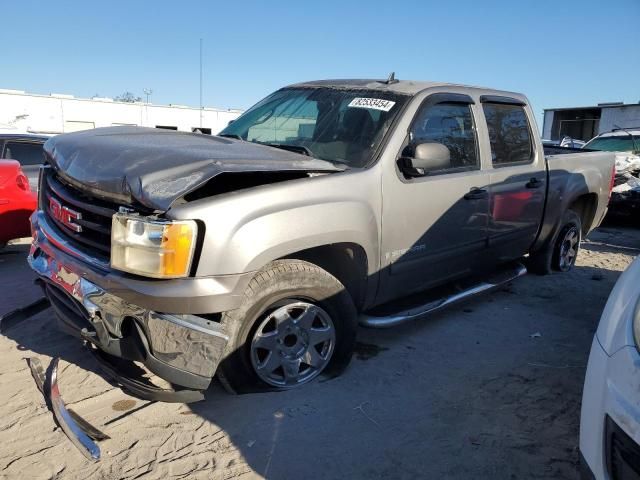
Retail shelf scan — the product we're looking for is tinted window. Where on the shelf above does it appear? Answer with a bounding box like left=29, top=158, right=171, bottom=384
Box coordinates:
left=2, top=141, right=44, bottom=166
left=220, top=88, right=408, bottom=168
left=410, top=102, right=479, bottom=170
left=483, top=103, right=533, bottom=165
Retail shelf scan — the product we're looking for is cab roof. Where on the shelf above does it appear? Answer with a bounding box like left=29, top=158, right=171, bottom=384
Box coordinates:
left=288, top=78, right=526, bottom=100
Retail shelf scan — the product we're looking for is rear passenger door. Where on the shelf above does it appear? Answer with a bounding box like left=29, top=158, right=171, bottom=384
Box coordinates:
left=481, top=97, right=546, bottom=261
left=2, top=140, right=45, bottom=190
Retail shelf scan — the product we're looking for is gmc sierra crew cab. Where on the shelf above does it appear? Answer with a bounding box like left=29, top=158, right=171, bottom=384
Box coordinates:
left=28, top=78, right=615, bottom=402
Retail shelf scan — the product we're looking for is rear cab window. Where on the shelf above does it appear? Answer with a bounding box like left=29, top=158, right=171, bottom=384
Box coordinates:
left=482, top=102, right=534, bottom=167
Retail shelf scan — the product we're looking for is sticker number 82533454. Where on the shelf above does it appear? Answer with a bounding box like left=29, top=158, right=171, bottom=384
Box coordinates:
left=348, top=97, right=396, bottom=112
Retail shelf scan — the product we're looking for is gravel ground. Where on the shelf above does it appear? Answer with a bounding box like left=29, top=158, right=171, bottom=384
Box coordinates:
left=0, top=224, right=638, bottom=480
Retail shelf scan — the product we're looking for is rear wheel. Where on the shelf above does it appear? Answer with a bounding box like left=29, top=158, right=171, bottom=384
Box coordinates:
left=527, top=209, right=582, bottom=275
left=217, top=260, right=357, bottom=394
left=552, top=212, right=582, bottom=272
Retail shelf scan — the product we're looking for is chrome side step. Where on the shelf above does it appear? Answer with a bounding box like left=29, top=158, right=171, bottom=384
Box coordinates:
left=359, top=263, right=527, bottom=329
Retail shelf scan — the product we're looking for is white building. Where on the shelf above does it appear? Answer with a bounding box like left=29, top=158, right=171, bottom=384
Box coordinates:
left=0, top=88, right=243, bottom=135
left=542, top=102, right=640, bottom=142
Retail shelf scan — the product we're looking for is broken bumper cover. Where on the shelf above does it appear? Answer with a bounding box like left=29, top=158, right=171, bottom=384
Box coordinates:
left=28, top=211, right=230, bottom=396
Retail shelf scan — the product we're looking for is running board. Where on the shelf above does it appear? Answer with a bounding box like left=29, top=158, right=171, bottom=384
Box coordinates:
left=359, top=263, right=527, bottom=328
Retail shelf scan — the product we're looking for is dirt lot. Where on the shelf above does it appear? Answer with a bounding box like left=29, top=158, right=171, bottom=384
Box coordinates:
left=0, top=224, right=638, bottom=480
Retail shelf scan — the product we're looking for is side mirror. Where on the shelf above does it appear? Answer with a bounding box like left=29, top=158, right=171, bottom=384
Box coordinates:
left=398, top=142, right=451, bottom=177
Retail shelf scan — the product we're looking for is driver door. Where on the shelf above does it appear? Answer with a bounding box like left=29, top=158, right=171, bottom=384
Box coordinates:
left=377, top=94, right=490, bottom=304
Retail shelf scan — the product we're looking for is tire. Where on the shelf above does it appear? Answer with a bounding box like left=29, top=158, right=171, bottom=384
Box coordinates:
left=527, top=209, right=582, bottom=275
left=216, top=259, right=358, bottom=394
left=551, top=210, right=582, bottom=272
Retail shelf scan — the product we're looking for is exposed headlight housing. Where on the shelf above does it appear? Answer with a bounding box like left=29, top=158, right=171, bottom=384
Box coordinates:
left=111, top=213, right=197, bottom=278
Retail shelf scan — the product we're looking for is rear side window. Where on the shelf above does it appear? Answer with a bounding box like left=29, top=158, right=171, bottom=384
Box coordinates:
left=483, top=103, right=533, bottom=166
left=410, top=102, right=479, bottom=170
left=2, top=141, right=44, bottom=166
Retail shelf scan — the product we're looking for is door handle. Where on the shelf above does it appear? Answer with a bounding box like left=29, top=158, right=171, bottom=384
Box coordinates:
left=464, top=187, right=488, bottom=200
left=526, top=177, right=543, bottom=189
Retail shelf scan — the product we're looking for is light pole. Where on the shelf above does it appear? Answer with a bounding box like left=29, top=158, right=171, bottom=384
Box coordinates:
left=143, top=88, right=152, bottom=104
left=199, top=38, right=203, bottom=129
left=143, top=89, right=152, bottom=127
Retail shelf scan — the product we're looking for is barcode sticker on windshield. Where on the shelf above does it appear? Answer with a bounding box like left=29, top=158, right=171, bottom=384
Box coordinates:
left=348, top=97, right=396, bottom=112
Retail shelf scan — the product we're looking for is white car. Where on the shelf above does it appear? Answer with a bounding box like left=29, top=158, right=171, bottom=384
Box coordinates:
left=580, top=255, right=640, bottom=479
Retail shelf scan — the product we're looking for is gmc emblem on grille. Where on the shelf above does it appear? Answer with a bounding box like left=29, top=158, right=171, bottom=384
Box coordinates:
left=49, top=197, right=83, bottom=233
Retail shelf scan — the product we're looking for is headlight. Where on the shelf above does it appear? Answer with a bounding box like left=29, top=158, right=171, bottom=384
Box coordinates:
left=111, top=213, right=197, bottom=278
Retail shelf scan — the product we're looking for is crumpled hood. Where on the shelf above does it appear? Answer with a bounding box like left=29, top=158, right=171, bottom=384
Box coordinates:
left=44, top=126, right=342, bottom=211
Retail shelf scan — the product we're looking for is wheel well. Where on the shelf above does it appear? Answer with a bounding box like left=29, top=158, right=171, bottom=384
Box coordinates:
left=278, top=243, right=368, bottom=310
left=568, top=193, right=598, bottom=235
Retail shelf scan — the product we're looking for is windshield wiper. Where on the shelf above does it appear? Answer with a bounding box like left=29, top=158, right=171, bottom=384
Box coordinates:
left=250, top=141, right=349, bottom=169
left=218, top=133, right=243, bottom=140
left=263, top=143, right=314, bottom=157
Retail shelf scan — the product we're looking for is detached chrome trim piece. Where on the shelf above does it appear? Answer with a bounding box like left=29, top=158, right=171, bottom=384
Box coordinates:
left=49, top=358, right=101, bottom=461
left=359, top=263, right=527, bottom=328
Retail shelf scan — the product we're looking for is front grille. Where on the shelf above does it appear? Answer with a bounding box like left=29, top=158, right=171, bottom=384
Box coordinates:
left=42, top=169, right=119, bottom=261
left=607, top=415, right=640, bottom=480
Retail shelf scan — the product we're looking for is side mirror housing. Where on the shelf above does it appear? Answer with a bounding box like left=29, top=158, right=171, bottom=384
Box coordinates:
left=398, top=142, right=451, bottom=177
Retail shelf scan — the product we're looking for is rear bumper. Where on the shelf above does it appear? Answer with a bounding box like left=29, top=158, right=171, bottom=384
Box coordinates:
left=28, top=211, right=234, bottom=394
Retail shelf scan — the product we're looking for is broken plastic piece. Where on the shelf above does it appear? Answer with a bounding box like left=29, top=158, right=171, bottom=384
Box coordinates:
left=27, top=357, right=46, bottom=395
left=87, top=346, right=205, bottom=403
left=49, top=358, right=101, bottom=461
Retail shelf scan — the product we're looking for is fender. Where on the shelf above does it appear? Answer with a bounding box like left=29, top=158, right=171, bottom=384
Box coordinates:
left=167, top=168, right=382, bottom=279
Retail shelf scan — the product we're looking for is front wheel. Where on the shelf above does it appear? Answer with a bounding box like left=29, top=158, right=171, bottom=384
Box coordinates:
left=217, top=260, right=357, bottom=394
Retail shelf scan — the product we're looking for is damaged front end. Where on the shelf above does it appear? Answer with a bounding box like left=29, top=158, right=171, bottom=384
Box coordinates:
left=28, top=127, right=345, bottom=401
left=29, top=208, right=228, bottom=402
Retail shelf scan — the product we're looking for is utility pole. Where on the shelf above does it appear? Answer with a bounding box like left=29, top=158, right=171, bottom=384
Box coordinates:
left=143, top=88, right=152, bottom=127
left=199, top=38, right=203, bottom=128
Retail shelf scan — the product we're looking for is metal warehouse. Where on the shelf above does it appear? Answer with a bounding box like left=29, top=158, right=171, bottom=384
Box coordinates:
left=542, top=102, right=640, bottom=142
left=0, top=88, right=242, bottom=135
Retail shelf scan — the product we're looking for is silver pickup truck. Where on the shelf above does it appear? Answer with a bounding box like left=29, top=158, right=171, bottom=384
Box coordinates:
left=28, top=79, right=615, bottom=401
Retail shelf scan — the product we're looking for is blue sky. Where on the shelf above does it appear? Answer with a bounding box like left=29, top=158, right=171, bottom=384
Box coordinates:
left=2, top=0, right=638, bottom=128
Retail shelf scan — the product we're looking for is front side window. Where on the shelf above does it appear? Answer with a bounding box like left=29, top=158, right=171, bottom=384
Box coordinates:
left=220, top=87, right=408, bottom=168
left=483, top=103, right=533, bottom=166
left=2, top=141, right=44, bottom=166
left=409, top=102, right=479, bottom=170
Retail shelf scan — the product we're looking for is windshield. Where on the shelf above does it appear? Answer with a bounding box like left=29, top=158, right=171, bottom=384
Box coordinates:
left=219, top=87, right=408, bottom=167
left=584, top=135, right=640, bottom=153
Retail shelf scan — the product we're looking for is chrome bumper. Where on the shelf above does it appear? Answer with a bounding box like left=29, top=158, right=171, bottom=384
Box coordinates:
left=28, top=211, right=230, bottom=390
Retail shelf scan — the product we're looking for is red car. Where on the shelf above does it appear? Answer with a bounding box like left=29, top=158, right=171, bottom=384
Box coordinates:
left=0, top=160, right=37, bottom=247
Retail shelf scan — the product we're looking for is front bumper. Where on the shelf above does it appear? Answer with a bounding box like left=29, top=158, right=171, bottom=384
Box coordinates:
left=28, top=211, right=233, bottom=396
left=580, top=336, right=640, bottom=479
left=29, top=210, right=253, bottom=314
